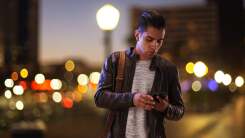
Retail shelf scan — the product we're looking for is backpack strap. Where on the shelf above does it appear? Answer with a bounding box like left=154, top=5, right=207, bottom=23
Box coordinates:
left=115, top=51, right=126, bottom=92
left=101, top=51, right=126, bottom=138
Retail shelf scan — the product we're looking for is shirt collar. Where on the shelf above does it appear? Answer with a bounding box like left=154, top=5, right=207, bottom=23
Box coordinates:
left=125, top=47, right=161, bottom=71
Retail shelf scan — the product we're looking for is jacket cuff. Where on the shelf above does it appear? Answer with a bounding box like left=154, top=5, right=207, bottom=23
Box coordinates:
left=130, top=92, right=138, bottom=107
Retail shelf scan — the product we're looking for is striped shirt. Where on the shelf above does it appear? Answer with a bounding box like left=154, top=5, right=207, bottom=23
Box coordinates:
left=125, top=60, right=155, bottom=138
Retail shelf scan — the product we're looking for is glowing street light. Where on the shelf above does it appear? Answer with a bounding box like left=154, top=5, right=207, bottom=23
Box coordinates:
left=96, top=4, right=120, bottom=59
left=96, top=4, right=120, bottom=31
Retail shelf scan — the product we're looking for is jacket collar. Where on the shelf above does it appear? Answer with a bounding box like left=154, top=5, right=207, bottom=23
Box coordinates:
left=125, top=47, right=139, bottom=60
left=125, top=47, right=162, bottom=71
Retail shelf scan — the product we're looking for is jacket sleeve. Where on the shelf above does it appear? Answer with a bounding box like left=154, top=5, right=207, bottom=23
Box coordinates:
left=164, top=66, right=185, bottom=121
left=94, top=53, right=135, bottom=110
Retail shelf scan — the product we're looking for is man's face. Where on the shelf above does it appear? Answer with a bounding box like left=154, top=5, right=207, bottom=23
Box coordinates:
left=135, top=26, right=165, bottom=60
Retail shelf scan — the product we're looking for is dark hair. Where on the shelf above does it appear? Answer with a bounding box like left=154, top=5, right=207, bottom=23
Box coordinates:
left=137, top=10, right=166, bottom=32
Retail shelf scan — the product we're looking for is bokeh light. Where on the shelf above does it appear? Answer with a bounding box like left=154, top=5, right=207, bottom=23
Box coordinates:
left=31, top=80, right=52, bottom=91
left=222, top=74, right=232, bottom=86
left=193, top=61, right=208, bottom=78
left=185, top=62, right=194, bottom=74
left=4, top=79, right=14, bottom=88
left=235, top=76, right=244, bottom=87
left=89, top=83, right=98, bottom=91
left=11, top=72, right=19, bottom=81
left=52, top=92, right=62, bottom=103
left=62, top=97, right=73, bottom=109
left=214, top=70, right=225, bottom=83
left=50, top=79, right=62, bottom=90
left=16, top=100, right=24, bottom=110
left=4, top=90, right=12, bottom=99
left=89, top=72, right=100, bottom=84
left=192, top=80, right=202, bottom=92
left=20, top=68, right=29, bottom=78
left=77, top=74, right=89, bottom=85
left=180, top=80, right=191, bottom=93
left=65, top=60, right=75, bottom=72
left=13, top=85, right=24, bottom=95
left=35, top=74, right=45, bottom=84
left=208, top=79, right=218, bottom=92
left=77, top=85, right=88, bottom=94
left=19, top=81, right=27, bottom=90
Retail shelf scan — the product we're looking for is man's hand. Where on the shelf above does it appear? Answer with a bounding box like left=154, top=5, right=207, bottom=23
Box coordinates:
left=154, top=96, right=169, bottom=112
left=133, top=92, right=155, bottom=111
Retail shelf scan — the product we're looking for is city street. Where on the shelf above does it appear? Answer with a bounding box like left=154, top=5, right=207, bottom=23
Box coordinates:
left=166, top=95, right=245, bottom=138
left=2, top=95, right=244, bottom=138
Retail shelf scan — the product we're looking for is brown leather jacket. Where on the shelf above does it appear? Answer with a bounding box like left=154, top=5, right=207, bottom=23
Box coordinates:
left=94, top=47, right=184, bottom=138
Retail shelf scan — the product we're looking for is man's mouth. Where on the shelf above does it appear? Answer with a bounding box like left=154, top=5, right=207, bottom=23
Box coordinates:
left=148, top=51, right=155, bottom=55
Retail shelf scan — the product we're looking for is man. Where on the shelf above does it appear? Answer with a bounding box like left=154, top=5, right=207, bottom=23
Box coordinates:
left=94, top=10, right=184, bottom=138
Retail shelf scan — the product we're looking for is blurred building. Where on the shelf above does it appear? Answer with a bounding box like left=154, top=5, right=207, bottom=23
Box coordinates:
left=211, top=0, right=244, bottom=74
left=130, top=0, right=244, bottom=76
left=0, top=0, right=39, bottom=78
left=41, top=58, right=101, bottom=85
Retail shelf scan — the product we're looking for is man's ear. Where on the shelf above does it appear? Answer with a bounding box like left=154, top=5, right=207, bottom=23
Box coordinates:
left=134, top=30, right=140, bottom=41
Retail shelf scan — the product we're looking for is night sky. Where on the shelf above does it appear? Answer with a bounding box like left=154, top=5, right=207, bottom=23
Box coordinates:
left=40, top=0, right=205, bottom=66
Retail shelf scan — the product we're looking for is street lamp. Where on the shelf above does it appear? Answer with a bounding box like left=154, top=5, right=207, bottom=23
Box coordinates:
left=96, top=4, right=120, bottom=59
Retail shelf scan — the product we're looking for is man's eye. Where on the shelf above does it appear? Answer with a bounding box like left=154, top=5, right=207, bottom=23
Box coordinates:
left=146, top=38, right=153, bottom=41
left=157, top=40, right=162, bottom=43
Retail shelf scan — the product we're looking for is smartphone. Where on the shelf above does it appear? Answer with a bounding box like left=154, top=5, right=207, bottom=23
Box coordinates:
left=151, top=93, right=167, bottom=103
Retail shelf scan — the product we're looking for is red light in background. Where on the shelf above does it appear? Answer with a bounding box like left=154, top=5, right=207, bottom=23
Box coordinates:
left=62, top=97, right=73, bottom=109
left=19, top=81, right=28, bottom=90
left=31, top=80, right=52, bottom=91
left=89, top=82, right=97, bottom=91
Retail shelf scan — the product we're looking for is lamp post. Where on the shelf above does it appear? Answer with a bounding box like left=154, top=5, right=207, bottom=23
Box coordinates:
left=96, top=4, right=120, bottom=59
